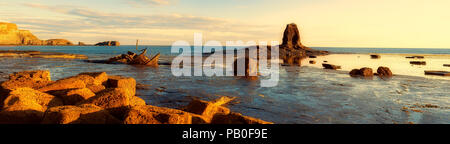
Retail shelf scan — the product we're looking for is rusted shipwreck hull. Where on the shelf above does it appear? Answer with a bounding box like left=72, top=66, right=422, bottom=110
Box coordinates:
left=108, top=49, right=160, bottom=67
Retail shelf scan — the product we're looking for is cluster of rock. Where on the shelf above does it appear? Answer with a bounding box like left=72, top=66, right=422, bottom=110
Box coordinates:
left=107, top=49, right=160, bottom=67
left=0, top=70, right=271, bottom=124
left=0, top=22, right=73, bottom=46
left=95, top=41, right=120, bottom=46
left=349, top=66, right=393, bottom=77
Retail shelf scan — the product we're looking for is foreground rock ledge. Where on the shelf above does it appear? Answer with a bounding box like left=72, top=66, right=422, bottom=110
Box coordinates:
left=0, top=70, right=272, bottom=124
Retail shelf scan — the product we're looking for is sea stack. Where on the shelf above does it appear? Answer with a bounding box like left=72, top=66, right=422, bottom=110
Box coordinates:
left=281, top=23, right=309, bottom=50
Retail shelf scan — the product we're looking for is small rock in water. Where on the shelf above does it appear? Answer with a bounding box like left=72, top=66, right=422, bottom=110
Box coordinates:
left=410, top=61, right=426, bottom=65
left=377, top=66, right=393, bottom=77
left=443, top=64, right=450, bottom=67
left=349, top=67, right=374, bottom=77
left=322, top=64, right=341, bottom=70
left=309, top=56, right=317, bottom=58
left=370, top=55, right=381, bottom=59
left=309, top=60, right=316, bottom=64
left=406, top=56, right=425, bottom=59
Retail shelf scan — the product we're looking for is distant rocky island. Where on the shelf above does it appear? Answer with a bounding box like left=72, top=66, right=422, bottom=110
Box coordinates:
left=0, top=22, right=119, bottom=46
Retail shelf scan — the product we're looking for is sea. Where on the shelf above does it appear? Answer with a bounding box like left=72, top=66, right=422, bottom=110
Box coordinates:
left=0, top=46, right=449, bottom=124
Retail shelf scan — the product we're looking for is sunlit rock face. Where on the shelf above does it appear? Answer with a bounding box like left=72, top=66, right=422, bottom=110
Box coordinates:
left=281, top=23, right=310, bottom=50
left=0, top=22, right=73, bottom=46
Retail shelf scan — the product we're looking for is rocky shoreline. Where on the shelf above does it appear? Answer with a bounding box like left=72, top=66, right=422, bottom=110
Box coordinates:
left=0, top=70, right=272, bottom=124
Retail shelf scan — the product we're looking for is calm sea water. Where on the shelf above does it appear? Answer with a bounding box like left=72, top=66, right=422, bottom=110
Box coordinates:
left=0, top=46, right=449, bottom=124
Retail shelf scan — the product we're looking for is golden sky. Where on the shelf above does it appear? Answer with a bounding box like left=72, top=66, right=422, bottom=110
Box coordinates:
left=0, top=0, right=449, bottom=48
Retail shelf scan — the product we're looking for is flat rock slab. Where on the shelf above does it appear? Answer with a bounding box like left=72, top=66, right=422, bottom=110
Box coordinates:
left=425, top=71, right=450, bottom=76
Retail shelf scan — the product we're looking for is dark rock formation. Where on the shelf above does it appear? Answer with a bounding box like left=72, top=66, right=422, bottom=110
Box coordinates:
left=349, top=67, right=374, bottom=77
left=377, top=67, right=393, bottom=77
left=371, top=54, right=381, bottom=59
left=95, top=41, right=120, bottom=46
left=322, top=64, right=341, bottom=70
left=279, top=23, right=328, bottom=66
left=410, top=61, right=426, bottom=65
left=282, top=23, right=309, bottom=50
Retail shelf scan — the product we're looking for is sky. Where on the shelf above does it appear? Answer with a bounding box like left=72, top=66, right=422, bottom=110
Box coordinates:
left=0, top=0, right=449, bottom=48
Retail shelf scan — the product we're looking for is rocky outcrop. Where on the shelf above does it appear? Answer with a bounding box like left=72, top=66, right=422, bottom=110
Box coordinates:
left=45, top=39, right=73, bottom=46
left=95, top=41, right=120, bottom=46
left=0, top=22, right=73, bottom=46
left=279, top=23, right=328, bottom=66
left=0, top=50, right=88, bottom=59
left=0, top=70, right=272, bottom=124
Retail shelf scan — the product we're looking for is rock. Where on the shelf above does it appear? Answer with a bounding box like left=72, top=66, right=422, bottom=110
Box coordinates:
left=2, top=88, right=63, bottom=109
left=41, top=104, right=121, bottom=124
left=79, top=88, right=134, bottom=109
left=45, top=39, right=73, bottom=46
left=424, top=71, right=450, bottom=76
left=48, top=88, right=96, bottom=105
left=39, top=72, right=108, bottom=92
left=349, top=67, right=374, bottom=77
left=444, top=64, right=450, bottom=67
left=406, top=56, right=424, bottom=59
left=183, top=97, right=234, bottom=123
left=281, top=23, right=309, bottom=50
left=322, top=64, right=341, bottom=70
left=38, top=76, right=87, bottom=92
left=0, top=88, right=63, bottom=124
left=211, top=112, right=273, bottom=124
left=78, top=42, right=86, bottom=46
left=371, top=55, right=381, bottom=59
left=1, top=70, right=52, bottom=90
left=309, top=60, right=316, bottom=64
left=309, top=56, right=317, bottom=58
left=123, top=105, right=192, bottom=124
left=87, top=84, right=106, bottom=94
left=106, top=75, right=136, bottom=96
left=410, top=61, right=426, bottom=65
left=377, top=67, right=393, bottom=77
left=95, top=41, right=120, bottom=46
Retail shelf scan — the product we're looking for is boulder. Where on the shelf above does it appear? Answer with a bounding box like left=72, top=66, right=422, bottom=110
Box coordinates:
left=41, top=104, right=121, bottom=124
left=377, top=67, right=393, bottom=77
left=1, top=70, right=52, bottom=90
left=79, top=88, right=145, bottom=120
left=211, top=112, right=273, bottom=124
left=38, top=77, right=86, bottom=92
left=309, top=60, right=316, bottom=64
left=123, top=105, right=192, bottom=124
left=106, top=75, right=136, bottom=96
left=0, top=88, right=63, bottom=124
left=38, top=72, right=108, bottom=92
left=48, top=88, right=96, bottom=105
left=322, top=64, right=341, bottom=70
left=349, top=67, right=374, bottom=77
left=183, top=97, right=234, bottom=123
left=360, top=68, right=374, bottom=77
left=370, top=55, right=381, bottom=59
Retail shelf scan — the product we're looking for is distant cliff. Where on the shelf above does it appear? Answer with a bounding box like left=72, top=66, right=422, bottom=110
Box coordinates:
left=0, top=22, right=73, bottom=46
